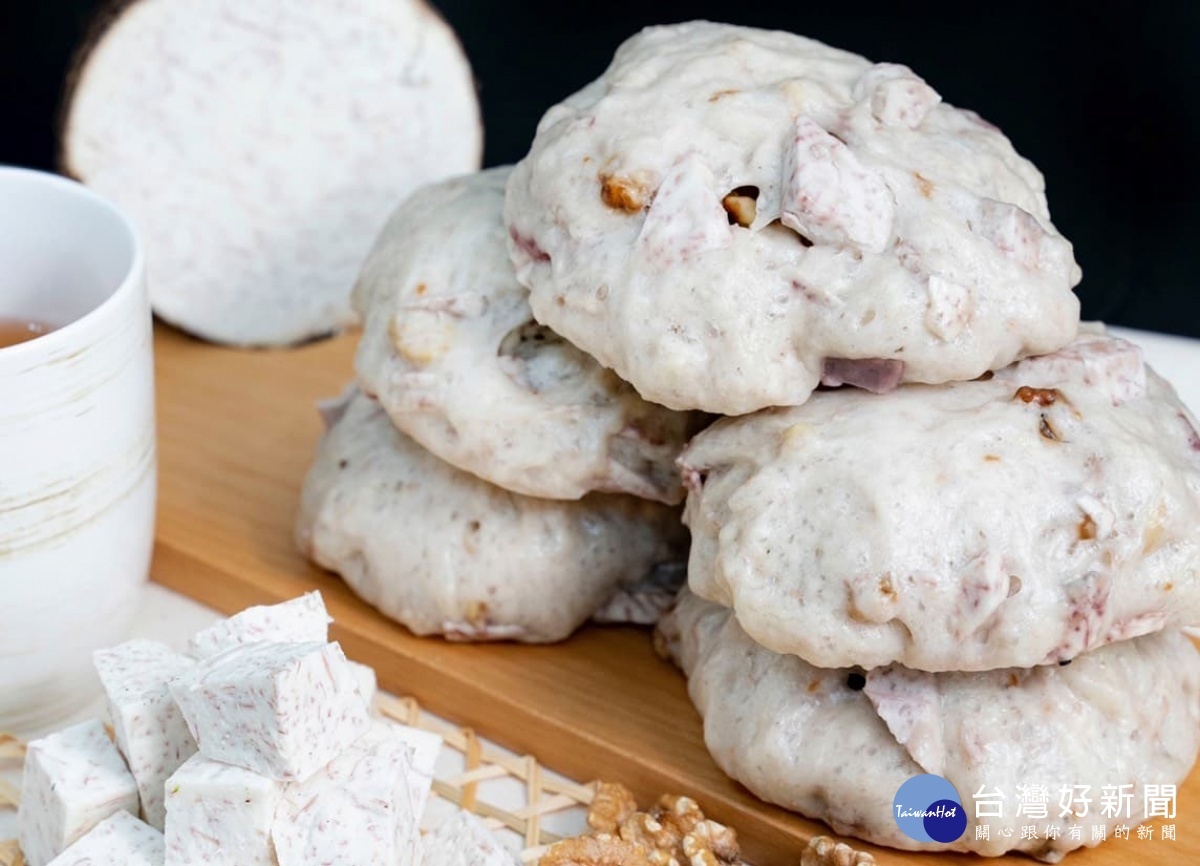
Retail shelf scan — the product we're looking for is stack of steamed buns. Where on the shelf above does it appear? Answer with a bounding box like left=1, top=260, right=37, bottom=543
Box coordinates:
left=297, top=21, right=1200, bottom=860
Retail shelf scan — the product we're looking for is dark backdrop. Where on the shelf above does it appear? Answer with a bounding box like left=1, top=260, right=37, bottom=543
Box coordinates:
left=3, top=1, right=1197, bottom=337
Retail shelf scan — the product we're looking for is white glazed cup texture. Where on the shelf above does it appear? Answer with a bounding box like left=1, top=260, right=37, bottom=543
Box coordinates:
left=0, top=167, right=156, bottom=733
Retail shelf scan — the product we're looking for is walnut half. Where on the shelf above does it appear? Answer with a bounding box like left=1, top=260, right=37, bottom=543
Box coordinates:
left=800, top=836, right=876, bottom=866
left=542, top=784, right=741, bottom=866
left=589, top=782, right=639, bottom=834
left=540, top=834, right=650, bottom=866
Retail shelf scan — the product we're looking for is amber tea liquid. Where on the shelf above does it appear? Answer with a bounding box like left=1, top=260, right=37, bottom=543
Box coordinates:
left=0, top=317, right=55, bottom=348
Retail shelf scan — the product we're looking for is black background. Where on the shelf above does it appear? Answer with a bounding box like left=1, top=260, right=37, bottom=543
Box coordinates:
left=3, top=1, right=1198, bottom=337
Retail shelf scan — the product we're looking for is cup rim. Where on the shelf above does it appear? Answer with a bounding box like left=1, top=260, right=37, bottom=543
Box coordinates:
left=0, top=165, right=145, bottom=359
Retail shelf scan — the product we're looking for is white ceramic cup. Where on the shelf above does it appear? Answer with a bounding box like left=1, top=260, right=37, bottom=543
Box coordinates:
left=0, top=167, right=155, bottom=732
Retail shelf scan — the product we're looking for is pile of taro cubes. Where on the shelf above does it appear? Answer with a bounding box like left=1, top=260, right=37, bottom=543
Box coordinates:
left=17, top=592, right=515, bottom=866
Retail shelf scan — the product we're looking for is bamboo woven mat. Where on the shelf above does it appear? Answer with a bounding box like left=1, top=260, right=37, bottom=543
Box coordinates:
left=0, top=733, right=25, bottom=866
left=0, top=694, right=594, bottom=866
left=376, top=693, right=594, bottom=860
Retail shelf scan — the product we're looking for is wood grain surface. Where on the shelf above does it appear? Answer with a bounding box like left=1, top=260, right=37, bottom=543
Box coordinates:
left=151, top=324, right=1197, bottom=865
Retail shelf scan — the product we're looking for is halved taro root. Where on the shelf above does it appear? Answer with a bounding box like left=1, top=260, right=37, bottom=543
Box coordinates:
left=61, top=0, right=482, bottom=346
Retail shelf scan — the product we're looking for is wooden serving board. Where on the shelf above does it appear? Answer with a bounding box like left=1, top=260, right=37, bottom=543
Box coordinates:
left=152, top=324, right=1196, bottom=865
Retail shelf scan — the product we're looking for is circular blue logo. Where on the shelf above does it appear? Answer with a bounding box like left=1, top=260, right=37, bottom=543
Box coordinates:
left=893, top=775, right=967, bottom=843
